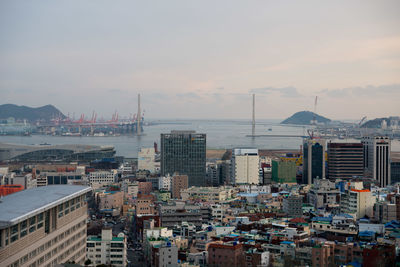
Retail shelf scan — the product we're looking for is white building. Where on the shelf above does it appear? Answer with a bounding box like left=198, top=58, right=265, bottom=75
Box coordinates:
left=231, top=148, right=260, bottom=184
left=158, top=175, right=172, bottom=191
left=87, top=228, right=127, bottom=267
left=89, top=170, right=117, bottom=189
left=239, top=184, right=271, bottom=194
left=362, top=136, right=391, bottom=187
left=341, top=186, right=376, bottom=219
left=138, top=147, right=156, bottom=173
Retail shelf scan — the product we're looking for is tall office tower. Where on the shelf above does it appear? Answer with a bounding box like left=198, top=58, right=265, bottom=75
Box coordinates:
left=231, top=148, right=260, bottom=185
left=362, top=136, right=391, bottom=187
left=303, top=139, right=326, bottom=185
left=327, top=142, right=364, bottom=180
left=161, top=131, right=206, bottom=187
left=0, top=185, right=91, bottom=266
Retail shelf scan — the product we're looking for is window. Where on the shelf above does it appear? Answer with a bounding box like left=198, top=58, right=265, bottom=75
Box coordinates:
left=29, top=217, right=36, bottom=233
left=5, top=228, right=9, bottom=245
left=11, top=225, right=19, bottom=243
left=70, top=199, right=75, bottom=212
left=20, top=220, right=28, bottom=238
left=37, top=213, right=44, bottom=229
left=58, top=204, right=64, bottom=218
left=65, top=201, right=70, bottom=215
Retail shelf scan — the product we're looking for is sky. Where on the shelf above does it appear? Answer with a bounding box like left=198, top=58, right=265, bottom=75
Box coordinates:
left=1, top=0, right=399, bottom=121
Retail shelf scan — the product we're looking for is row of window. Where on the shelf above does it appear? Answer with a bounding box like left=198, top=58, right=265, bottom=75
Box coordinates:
left=58, top=196, right=84, bottom=218
left=2, top=213, right=44, bottom=247
left=7, top=219, right=86, bottom=267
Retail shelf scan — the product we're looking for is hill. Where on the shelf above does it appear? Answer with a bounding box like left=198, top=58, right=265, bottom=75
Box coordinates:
left=281, top=111, right=331, bottom=125
left=0, top=104, right=65, bottom=122
left=361, top=116, right=400, bottom=128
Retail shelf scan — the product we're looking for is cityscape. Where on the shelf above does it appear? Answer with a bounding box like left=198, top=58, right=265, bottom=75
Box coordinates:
left=1, top=1, right=400, bottom=267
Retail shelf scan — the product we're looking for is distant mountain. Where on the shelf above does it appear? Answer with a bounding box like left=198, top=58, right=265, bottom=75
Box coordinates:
left=281, top=111, right=331, bottom=125
left=0, top=104, right=65, bottom=122
left=361, top=116, right=400, bottom=128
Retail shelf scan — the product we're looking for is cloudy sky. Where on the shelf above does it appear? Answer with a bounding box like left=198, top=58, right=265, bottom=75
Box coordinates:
left=1, top=1, right=399, bottom=120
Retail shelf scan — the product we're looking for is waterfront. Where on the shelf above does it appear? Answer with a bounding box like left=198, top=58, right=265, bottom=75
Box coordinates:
left=1, top=119, right=399, bottom=157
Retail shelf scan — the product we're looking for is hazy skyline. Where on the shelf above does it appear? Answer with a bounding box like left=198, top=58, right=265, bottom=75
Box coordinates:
left=1, top=1, right=399, bottom=120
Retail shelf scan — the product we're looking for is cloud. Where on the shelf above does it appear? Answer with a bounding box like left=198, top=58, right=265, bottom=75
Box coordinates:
left=249, top=86, right=301, bottom=98
left=319, top=84, right=400, bottom=98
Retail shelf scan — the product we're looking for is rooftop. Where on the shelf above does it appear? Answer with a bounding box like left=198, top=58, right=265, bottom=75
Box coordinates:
left=0, top=185, right=91, bottom=228
left=88, top=236, right=124, bottom=242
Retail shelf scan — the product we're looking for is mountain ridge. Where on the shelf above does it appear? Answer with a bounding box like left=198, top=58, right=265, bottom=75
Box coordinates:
left=0, top=104, right=65, bottom=122
left=281, top=111, right=331, bottom=125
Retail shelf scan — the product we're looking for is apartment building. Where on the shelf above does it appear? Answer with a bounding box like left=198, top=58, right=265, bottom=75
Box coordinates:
left=283, top=194, right=303, bottom=217
left=231, top=148, right=259, bottom=185
left=341, top=188, right=375, bottom=219
left=0, top=185, right=91, bottom=267
left=86, top=228, right=127, bottom=267
left=171, top=175, right=188, bottom=199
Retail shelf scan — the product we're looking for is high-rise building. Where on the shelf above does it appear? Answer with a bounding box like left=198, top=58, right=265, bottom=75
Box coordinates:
left=161, top=131, right=206, bottom=187
left=362, top=136, right=391, bottom=187
left=303, top=139, right=326, bottom=184
left=391, top=161, right=400, bottom=184
left=0, top=185, right=91, bottom=266
left=327, top=142, right=364, bottom=180
left=231, top=148, right=259, bottom=185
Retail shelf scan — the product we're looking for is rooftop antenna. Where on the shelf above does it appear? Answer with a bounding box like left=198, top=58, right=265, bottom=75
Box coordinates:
left=252, top=94, right=255, bottom=136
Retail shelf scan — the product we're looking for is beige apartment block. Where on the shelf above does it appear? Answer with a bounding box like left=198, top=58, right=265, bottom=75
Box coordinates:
left=0, top=185, right=91, bottom=267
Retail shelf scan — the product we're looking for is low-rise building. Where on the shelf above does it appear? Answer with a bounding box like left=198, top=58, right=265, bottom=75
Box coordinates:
left=97, top=190, right=124, bottom=211
left=158, top=201, right=202, bottom=228
left=373, top=202, right=397, bottom=223
left=181, top=186, right=236, bottom=203
left=207, top=242, right=244, bottom=267
left=89, top=170, right=117, bottom=189
left=308, top=178, right=340, bottom=209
